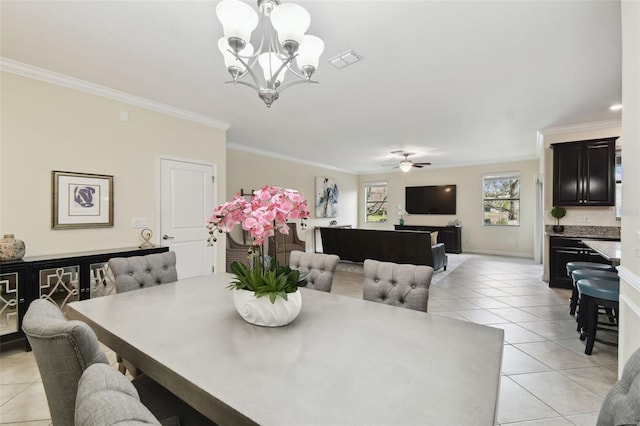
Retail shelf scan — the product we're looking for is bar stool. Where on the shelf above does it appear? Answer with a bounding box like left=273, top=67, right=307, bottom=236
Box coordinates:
left=566, top=261, right=615, bottom=277
left=576, top=278, right=620, bottom=355
left=569, top=269, right=619, bottom=315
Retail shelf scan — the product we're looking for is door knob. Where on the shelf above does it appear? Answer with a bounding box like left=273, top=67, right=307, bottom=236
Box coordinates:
left=162, top=235, right=174, bottom=240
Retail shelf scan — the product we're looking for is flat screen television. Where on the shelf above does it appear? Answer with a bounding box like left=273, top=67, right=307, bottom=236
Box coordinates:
left=405, top=185, right=457, bottom=215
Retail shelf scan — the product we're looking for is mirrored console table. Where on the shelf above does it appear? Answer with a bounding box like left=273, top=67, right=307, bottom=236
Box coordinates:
left=0, top=246, right=168, bottom=347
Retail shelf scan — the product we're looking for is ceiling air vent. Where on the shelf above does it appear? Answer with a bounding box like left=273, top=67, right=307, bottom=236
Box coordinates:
left=328, top=50, right=362, bottom=69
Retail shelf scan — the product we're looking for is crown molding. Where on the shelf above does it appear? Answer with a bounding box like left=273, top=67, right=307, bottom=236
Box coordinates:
left=227, top=142, right=355, bottom=175
left=539, top=119, right=621, bottom=136
left=0, top=57, right=230, bottom=131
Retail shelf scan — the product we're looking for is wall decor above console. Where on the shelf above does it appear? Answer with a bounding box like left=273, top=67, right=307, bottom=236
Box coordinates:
left=405, top=185, right=456, bottom=215
left=551, top=137, right=617, bottom=207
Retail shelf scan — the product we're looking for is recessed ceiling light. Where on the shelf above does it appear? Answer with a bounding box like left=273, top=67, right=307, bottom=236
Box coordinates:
left=610, top=104, right=623, bottom=111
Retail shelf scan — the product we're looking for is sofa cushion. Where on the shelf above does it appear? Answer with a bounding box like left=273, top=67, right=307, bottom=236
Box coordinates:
left=430, top=231, right=438, bottom=245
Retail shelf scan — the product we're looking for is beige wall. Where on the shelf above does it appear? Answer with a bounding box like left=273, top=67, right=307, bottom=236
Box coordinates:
left=358, top=159, right=539, bottom=258
left=619, top=0, right=640, bottom=370
left=0, top=72, right=227, bottom=270
left=226, top=147, right=359, bottom=250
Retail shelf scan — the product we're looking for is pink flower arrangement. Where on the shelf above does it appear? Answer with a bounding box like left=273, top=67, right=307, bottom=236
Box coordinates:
left=206, top=185, right=310, bottom=246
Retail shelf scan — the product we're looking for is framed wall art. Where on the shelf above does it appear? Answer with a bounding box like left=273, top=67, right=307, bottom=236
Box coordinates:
left=52, top=171, right=114, bottom=229
left=315, top=177, right=339, bottom=218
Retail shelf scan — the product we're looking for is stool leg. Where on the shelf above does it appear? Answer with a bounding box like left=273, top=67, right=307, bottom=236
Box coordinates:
left=584, top=297, right=598, bottom=355
left=569, top=284, right=579, bottom=316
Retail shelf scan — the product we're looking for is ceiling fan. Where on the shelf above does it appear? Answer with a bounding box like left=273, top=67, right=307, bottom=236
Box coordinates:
left=384, top=151, right=431, bottom=172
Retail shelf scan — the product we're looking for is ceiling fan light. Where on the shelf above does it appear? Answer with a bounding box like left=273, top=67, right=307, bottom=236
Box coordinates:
left=270, top=3, right=310, bottom=55
left=216, top=0, right=259, bottom=48
left=258, top=52, right=288, bottom=86
left=296, top=35, right=325, bottom=76
left=399, top=161, right=413, bottom=173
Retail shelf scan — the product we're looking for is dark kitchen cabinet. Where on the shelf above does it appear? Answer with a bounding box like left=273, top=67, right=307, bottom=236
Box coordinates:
left=552, top=137, right=617, bottom=206
left=548, top=237, right=613, bottom=288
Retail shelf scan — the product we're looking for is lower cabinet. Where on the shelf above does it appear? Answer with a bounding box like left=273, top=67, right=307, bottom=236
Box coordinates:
left=0, top=246, right=168, bottom=346
left=548, top=237, right=612, bottom=288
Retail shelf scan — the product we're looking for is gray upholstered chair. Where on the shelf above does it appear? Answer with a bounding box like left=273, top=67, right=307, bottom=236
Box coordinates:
left=108, top=251, right=178, bottom=293
left=226, top=234, right=252, bottom=273
left=597, top=346, right=640, bottom=425
left=268, top=222, right=305, bottom=265
left=75, top=363, right=163, bottom=426
left=22, top=299, right=109, bottom=426
left=23, top=299, right=214, bottom=426
left=289, top=250, right=340, bottom=292
left=363, top=259, right=434, bottom=312
left=108, top=251, right=178, bottom=374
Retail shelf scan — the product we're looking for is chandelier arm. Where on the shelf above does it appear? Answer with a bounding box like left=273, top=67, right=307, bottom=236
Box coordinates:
left=269, top=54, right=297, bottom=88
left=225, top=80, right=260, bottom=92
left=276, top=79, right=318, bottom=93
left=228, top=50, right=263, bottom=89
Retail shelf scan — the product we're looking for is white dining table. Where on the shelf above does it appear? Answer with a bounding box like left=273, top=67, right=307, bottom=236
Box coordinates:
left=66, top=274, right=504, bottom=426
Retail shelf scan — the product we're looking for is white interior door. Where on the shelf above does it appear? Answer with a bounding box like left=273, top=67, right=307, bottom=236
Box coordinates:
left=160, top=158, right=215, bottom=279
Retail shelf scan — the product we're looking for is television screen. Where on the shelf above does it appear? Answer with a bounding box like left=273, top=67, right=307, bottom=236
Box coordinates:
left=405, top=185, right=457, bottom=215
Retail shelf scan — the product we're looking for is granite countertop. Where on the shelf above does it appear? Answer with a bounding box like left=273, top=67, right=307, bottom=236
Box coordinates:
left=545, top=225, right=620, bottom=240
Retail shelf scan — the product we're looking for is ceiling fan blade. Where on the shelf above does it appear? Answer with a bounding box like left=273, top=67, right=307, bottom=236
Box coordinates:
left=413, top=164, right=424, bottom=168
left=414, top=162, right=432, bottom=166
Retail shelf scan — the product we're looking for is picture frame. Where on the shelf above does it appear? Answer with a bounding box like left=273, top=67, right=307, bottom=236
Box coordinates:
left=315, top=177, right=339, bottom=218
left=52, top=171, right=114, bottom=229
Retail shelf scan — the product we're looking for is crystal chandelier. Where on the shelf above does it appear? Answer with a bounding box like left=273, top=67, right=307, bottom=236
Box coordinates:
left=216, top=0, right=325, bottom=107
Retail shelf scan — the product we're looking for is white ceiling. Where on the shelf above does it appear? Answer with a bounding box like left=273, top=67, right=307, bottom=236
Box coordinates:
left=0, top=0, right=622, bottom=174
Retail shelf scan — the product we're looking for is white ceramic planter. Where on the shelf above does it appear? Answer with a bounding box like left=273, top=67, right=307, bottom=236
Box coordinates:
left=232, top=289, right=302, bottom=327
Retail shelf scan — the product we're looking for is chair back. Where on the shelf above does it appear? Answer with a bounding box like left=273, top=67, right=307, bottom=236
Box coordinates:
left=269, top=223, right=305, bottom=265
left=75, top=363, right=161, bottom=426
left=289, top=250, right=340, bottom=292
left=226, top=234, right=252, bottom=273
left=363, top=259, right=433, bottom=312
left=109, top=251, right=177, bottom=293
left=597, top=346, right=640, bottom=425
left=22, top=299, right=108, bottom=426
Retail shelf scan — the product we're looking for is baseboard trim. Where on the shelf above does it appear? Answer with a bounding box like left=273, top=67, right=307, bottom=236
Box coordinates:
left=463, top=249, right=534, bottom=259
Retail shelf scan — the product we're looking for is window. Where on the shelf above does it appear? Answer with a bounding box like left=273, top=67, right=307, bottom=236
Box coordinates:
left=483, top=173, right=520, bottom=226
left=365, top=182, right=388, bottom=223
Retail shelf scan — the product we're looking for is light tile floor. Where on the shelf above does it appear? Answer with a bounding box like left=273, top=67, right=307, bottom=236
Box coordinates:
left=0, top=254, right=618, bottom=425
left=332, top=254, right=618, bottom=426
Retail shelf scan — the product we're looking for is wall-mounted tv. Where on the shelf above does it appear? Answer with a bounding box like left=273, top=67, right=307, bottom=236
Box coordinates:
left=405, top=185, right=457, bottom=215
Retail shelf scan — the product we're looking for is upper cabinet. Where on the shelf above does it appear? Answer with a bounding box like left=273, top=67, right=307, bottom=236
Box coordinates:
left=552, top=137, right=618, bottom=206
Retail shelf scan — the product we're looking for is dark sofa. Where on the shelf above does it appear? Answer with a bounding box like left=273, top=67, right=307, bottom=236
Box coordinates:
left=319, top=227, right=448, bottom=271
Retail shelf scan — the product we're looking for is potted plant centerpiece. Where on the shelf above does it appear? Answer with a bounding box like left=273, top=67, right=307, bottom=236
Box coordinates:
left=206, top=186, right=310, bottom=327
left=551, top=206, right=566, bottom=233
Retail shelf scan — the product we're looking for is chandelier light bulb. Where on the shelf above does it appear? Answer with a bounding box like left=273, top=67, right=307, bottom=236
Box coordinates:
left=216, top=0, right=259, bottom=49
left=296, top=35, right=325, bottom=78
left=270, top=3, right=310, bottom=55
left=258, top=52, right=287, bottom=86
left=218, top=38, right=254, bottom=78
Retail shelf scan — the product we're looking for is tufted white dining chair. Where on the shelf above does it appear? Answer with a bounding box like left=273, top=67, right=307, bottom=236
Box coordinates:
left=289, top=250, right=340, bottom=292
left=363, top=259, right=433, bottom=312
left=596, top=346, right=640, bottom=425
left=108, top=251, right=178, bottom=375
left=22, top=299, right=214, bottom=426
